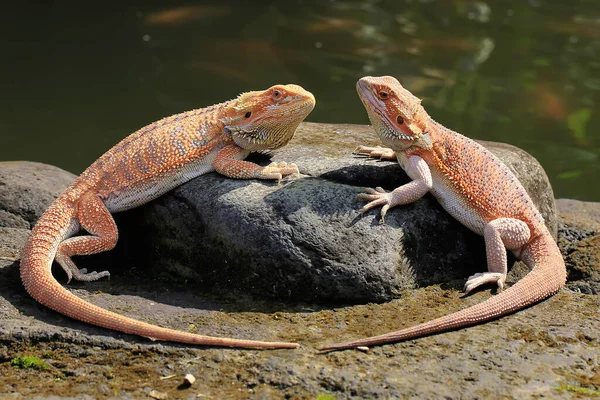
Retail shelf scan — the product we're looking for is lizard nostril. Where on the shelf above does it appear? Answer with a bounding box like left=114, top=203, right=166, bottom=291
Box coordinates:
left=396, top=115, right=404, bottom=125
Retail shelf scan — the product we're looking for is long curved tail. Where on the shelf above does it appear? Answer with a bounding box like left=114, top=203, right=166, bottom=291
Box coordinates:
left=320, top=234, right=566, bottom=351
left=20, top=199, right=298, bottom=349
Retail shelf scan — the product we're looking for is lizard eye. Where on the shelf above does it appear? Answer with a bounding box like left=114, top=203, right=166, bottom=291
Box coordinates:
left=273, top=90, right=281, bottom=98
left=245, top=111, right=252, bottom=118
left=378, top=91, right=389, bottom=100
left=396, top=115, right=404, bottom=125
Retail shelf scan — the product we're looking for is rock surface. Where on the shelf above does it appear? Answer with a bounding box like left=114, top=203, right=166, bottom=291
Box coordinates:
left=556, top=198, right=600, bottom=295
left=0, top=162, right=76, bottom=266
left=90, top=122, right=558, bottom=303
left=1, top=123, right=598, bottom=399
left=1, top=262, right=598, bottom=399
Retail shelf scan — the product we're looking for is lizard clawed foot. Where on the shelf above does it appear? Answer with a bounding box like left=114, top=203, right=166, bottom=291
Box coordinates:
left=354, top=145, right=396, bottom=160
left=268, top=161, right=299, bottom=175
left=261, top=161, right=300, bottom=181
left=464, top=272, right=505, bottom=294
left=57, top=255, right=111, bottom=284
left=65, top=266, right=111, bottom=283
left=70, top=268, right=111, bottom=283
left=357, top=187, right=394, bottom=224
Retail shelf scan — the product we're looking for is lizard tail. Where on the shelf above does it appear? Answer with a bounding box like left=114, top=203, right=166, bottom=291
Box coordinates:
left=20, top=199, right=299, bottom=349
left=320, top=233, right=566, bottom=351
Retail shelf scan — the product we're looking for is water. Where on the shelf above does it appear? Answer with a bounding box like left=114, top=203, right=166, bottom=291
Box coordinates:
left=2, top=1, right=599, bottom=200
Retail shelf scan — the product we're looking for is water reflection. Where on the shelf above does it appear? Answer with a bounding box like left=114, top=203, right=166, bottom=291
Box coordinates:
left=1, top=0, right=599, bottom=200
left=144, top=6, right=231, bottom=26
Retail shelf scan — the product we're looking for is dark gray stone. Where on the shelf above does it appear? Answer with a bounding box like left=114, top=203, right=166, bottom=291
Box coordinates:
left=100, top=122, right=559, bottom=303
left=0, top=161, right=76, bottom=228
left=0, top=227, right=31, bottom=266
left=556, top=198, right=600, bottom=295
left=0, top=161, right=76, bottom=266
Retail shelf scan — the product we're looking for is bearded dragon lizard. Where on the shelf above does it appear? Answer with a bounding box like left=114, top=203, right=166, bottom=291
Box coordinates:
left=20, top=84, right=315, bottom=349
left=320, top=76, right=566, bottom=351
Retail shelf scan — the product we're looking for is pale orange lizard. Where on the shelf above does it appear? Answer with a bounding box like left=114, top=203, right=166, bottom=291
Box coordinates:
left=20, top=84, right=315, bottom=349
left=321, top=76, right=566, bottom=351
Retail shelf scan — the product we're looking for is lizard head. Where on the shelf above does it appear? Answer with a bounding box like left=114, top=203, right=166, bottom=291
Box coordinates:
left=356, top=76, right=430, bottom=150
left=225, top=84, right=316, bottom=151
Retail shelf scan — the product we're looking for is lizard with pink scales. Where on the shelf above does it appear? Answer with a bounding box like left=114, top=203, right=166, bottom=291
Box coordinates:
left=321, top=76, right=566, bottom=351
left=20, top=84, right=315, bottom=349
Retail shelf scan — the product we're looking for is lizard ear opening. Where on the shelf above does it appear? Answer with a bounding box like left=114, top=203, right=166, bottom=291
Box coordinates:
left=245, top=111, right=252, bottom=118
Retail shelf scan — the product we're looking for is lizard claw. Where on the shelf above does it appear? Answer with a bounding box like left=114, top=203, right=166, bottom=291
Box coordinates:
left=258, top=161, right=300, bottom=182
left=263, top=161, right=299, bottom=181
left=354, top=145, right=396, bottom=160
left=357, top=187, right=392, bottom=223
left=57, top=255, right=111, bottom=283
left=72, top=268, right=111, bottom=282
left=464, top=272, right=505, bottom=294
left=64, top=265, right=110, bottom=283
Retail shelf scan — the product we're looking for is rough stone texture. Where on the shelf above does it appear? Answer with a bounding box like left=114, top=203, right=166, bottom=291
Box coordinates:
left=93, top=122, right=558, bottom=303
left=556, top=199, right=600, bottom=295
left=1, top=264, right=598, bottom=399
left=0, top=123, right=598, bottom=399
left=0, top=162, right=76, bottom=267
left=0, top=161, right=76, bottom=227
left=0, top=228, right=31, bottom=266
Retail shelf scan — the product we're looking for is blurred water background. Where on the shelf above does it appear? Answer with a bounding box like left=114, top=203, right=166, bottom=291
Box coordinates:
left=2, top=0, right=599, bottom=200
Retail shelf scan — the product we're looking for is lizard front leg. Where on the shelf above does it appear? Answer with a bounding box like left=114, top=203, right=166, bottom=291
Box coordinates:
left=55, top=192, right=118, bottom=283
left=354, top=145, right=396, bottom=160
left=358, top=155, right=432, bottom=223
left=464, top=218, right=531, bottom=294
left=214, top=144, right=299, bottom=181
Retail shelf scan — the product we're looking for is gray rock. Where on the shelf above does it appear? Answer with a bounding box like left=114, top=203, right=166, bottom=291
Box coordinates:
left=0, top=161, right=76, bottom=266
left=0, top=227, right=31, bottom=265
left=99, top=122, right=558, bottom=303
left=0, top=161, right=76, bottom=228
left=1, top=260, right=597, bottom=399
left=556, top=199, right=600, bottom=294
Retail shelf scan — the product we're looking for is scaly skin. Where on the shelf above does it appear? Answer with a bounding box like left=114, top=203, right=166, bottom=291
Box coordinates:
left=20, top=84, right=315, bottom=349
left=320, top=76, right=566, bottom=351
